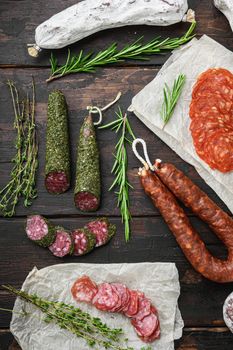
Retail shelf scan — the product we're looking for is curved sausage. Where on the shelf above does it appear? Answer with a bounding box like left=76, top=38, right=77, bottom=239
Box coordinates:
left=139, top=165, right=233, bottom=283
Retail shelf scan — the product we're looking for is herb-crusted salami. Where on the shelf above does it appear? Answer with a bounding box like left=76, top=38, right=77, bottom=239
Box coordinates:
left=26, top=215, right=56, bottom=247
left=74, top=115, right=100, bottom=211
left=49, top=226, right=74, bottom=257
left=71, top=228, right=96, bottom=256
left=45, top=90, right=70, bottom=194
left=85, top=217, right=116, bottom=247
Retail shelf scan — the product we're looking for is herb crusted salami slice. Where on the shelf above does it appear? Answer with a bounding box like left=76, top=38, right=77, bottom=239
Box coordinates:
left=85, top=217, right=116, bottom=247
left=26, top=214, right=56, bottom=247
left=49, top=226, right=74, bottom=257
left=71, top=228, right=96, bottom=256
left=74, top=115, right=100, bottom=212
left=45, top=90, right=70, bottom=194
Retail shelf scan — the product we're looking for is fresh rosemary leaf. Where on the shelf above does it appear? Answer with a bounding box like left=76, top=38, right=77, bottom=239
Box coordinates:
left=47, top=22, right=196, bottom=82
left=99, top=108, right=136, bottom=242
left=160, top=73, right=186, bottom=128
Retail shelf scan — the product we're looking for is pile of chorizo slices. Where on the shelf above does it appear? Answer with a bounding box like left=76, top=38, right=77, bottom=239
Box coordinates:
left=189, top=68, right=233, bottom=173
left=71, top=276, right=160, bottom=343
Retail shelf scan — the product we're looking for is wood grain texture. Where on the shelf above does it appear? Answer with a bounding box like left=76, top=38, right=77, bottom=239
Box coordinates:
left=0, top=0, right=232, bottom=66
left=1, top=0, right=233, bottom=349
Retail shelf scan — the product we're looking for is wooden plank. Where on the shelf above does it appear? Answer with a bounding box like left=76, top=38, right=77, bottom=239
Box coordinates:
left=0, top=68, right=230, bottom=218
left=0, top=217, right=233, bottom=328
left=1, top=328, right=233, bottom=350
left=0, top=0, right=232, bottom=66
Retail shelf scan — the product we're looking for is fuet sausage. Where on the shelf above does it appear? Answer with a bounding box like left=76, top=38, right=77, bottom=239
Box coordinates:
left=139, top=163, right=233, bottom=283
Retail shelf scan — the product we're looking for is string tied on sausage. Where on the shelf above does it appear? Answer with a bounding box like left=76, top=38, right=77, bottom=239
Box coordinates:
left=132, top=138, right=161, bottom=172
left=87, top=92, right=122, bottom=126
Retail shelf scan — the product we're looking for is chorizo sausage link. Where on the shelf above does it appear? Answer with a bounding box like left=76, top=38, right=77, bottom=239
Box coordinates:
left=139, top=167, right=233, bottom=283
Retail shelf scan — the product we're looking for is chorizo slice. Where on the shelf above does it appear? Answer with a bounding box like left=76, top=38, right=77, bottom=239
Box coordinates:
left=71, top=275, right=98, bottom=303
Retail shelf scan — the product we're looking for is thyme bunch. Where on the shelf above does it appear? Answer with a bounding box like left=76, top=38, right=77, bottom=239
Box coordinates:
left=160, top=74, right=186, bottom=128
left=2, top=285, right=133, bottom=350
left=47, top=22, right=196, bottom=82
left=0, top=80, right=38, bottom=217
left=99, top=109, right=135, bottom=242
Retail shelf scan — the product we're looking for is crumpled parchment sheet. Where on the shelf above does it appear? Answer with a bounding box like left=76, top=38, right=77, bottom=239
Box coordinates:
left=129, top=35, right=233, bottom=213
left=10, top=262, right=183, bottom=350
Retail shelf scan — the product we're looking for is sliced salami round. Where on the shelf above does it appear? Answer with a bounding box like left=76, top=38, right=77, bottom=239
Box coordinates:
left=45, top=171, right=70, bottom=194
left=71, top=228, right=96, bottom=256
left=132, top=312, right=159, bottom=338
left=133, top=297, right=152, bottom=321
left=71, top=275, right=98, bottom=303
left=26, top=215, right=56, bottom=247
left=85, top=218, right=116, bottom=247
left=139, top=325, right=161, bottom=343
left=92, top=283, right=119, bottom=311
left=48, top=227, right=74, bottom=257
left=110, top=283, right=130, bottom=312
left=124, top=290, right=139, bottom=317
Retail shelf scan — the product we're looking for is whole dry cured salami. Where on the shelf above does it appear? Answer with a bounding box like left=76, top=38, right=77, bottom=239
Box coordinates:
left=74, top=115, right=100, bottom=212
left=49, top=226, right=74, bottom=257
left=71, top=228, right=96, bottom=256
left=71, top=275, right=160, bottom=343
left=71, top=275, right=98, bottom=303
left=26, top=215, right=56, bottom=247
left=189, top=67, right=233, bottom=173
left=45, top=90, right=70, bottom=194
left=85, top=217, right=116, bottom=247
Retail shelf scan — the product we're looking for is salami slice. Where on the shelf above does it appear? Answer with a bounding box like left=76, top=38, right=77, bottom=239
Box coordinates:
left=45, top=90, right=70, bottom=194
left=85, top=218, right=116, bottom=247
left=139, top=325, right=161, bottom=343
left=26, top=215, right=56, bottom=247
left=124, top=290, right=139, bottom=317
left=110, top=283, right=130, bottom=312
left=71, top=275, right=98, bottom=303
left=189, top=68, right=233, bottom=173
left=131, top=312, right=159, bottom=338
left=74, top=115, right=100, bottom=212
left=48, top=227, right=74, bottom=257
left=133, top=297, right=152, bottom=321
left=92, top=283, right=119, bottom=311
left=71, top=228, right=96, bottom=256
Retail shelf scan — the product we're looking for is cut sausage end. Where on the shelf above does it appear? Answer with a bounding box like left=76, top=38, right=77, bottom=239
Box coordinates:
left=74, top=191, right=100, bottom=212
left=49, top=228, right=73, bottom=257
left=26, top=215, right=56, bottom=247
left=45, top=171, right=70, bottom=194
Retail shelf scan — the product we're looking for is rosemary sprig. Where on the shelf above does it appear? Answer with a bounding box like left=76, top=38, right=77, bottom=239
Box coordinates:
left=47, top=22, right=196, bottom=82
left=160, top=73, right=186, bottom=128
left=0, top=79, right=38, bottom=217
left=99, top=108, right=135, bottom=242
left=2, top=285, right=133, bottom=350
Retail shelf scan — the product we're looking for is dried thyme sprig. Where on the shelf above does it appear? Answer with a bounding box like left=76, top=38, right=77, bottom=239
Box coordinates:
left=2, top=285, right=133, bottom=350
left=99, top=108, right=136, bottom=242
left=47, top=22, right=196, bottom=82
left=0, top=79, right=38, bottom=216
left=160, top=74, right=186, bottom=128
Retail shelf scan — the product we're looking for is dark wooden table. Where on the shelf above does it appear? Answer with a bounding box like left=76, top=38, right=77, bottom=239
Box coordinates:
left=1, top=1, right=233, bottom=349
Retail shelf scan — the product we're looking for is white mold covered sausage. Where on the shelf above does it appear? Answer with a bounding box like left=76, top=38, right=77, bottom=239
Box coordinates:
left=28, top=0, right=194, bottom=56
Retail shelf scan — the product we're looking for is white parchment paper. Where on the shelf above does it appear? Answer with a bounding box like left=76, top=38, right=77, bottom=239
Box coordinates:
left=10, top=263, right=183, bottom=350
left=129, top=35, right=233, bottom=213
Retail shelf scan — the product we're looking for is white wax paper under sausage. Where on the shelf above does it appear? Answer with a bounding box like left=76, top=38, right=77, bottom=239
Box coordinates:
left=129, top=35, right=233, bottom=213
left=10, top=262, right=183, bottom=350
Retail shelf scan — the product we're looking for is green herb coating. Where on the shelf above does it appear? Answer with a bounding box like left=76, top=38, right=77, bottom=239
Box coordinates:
left=74, top=115, right=101, bottom=211
left=26, top=215, right=57, bottom=248
left=72, top=228, right=96, bottom=256
left=45, top=90, right=70, bottom=192
left=54, top=226, right=74, bottom=255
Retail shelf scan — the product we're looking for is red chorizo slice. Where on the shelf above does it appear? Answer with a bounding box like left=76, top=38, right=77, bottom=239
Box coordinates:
left=190, top=95, right=232, bottom=119
left=92, top=283, right=119, bottom=311
left=71, top=276, right=98, bottom=303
